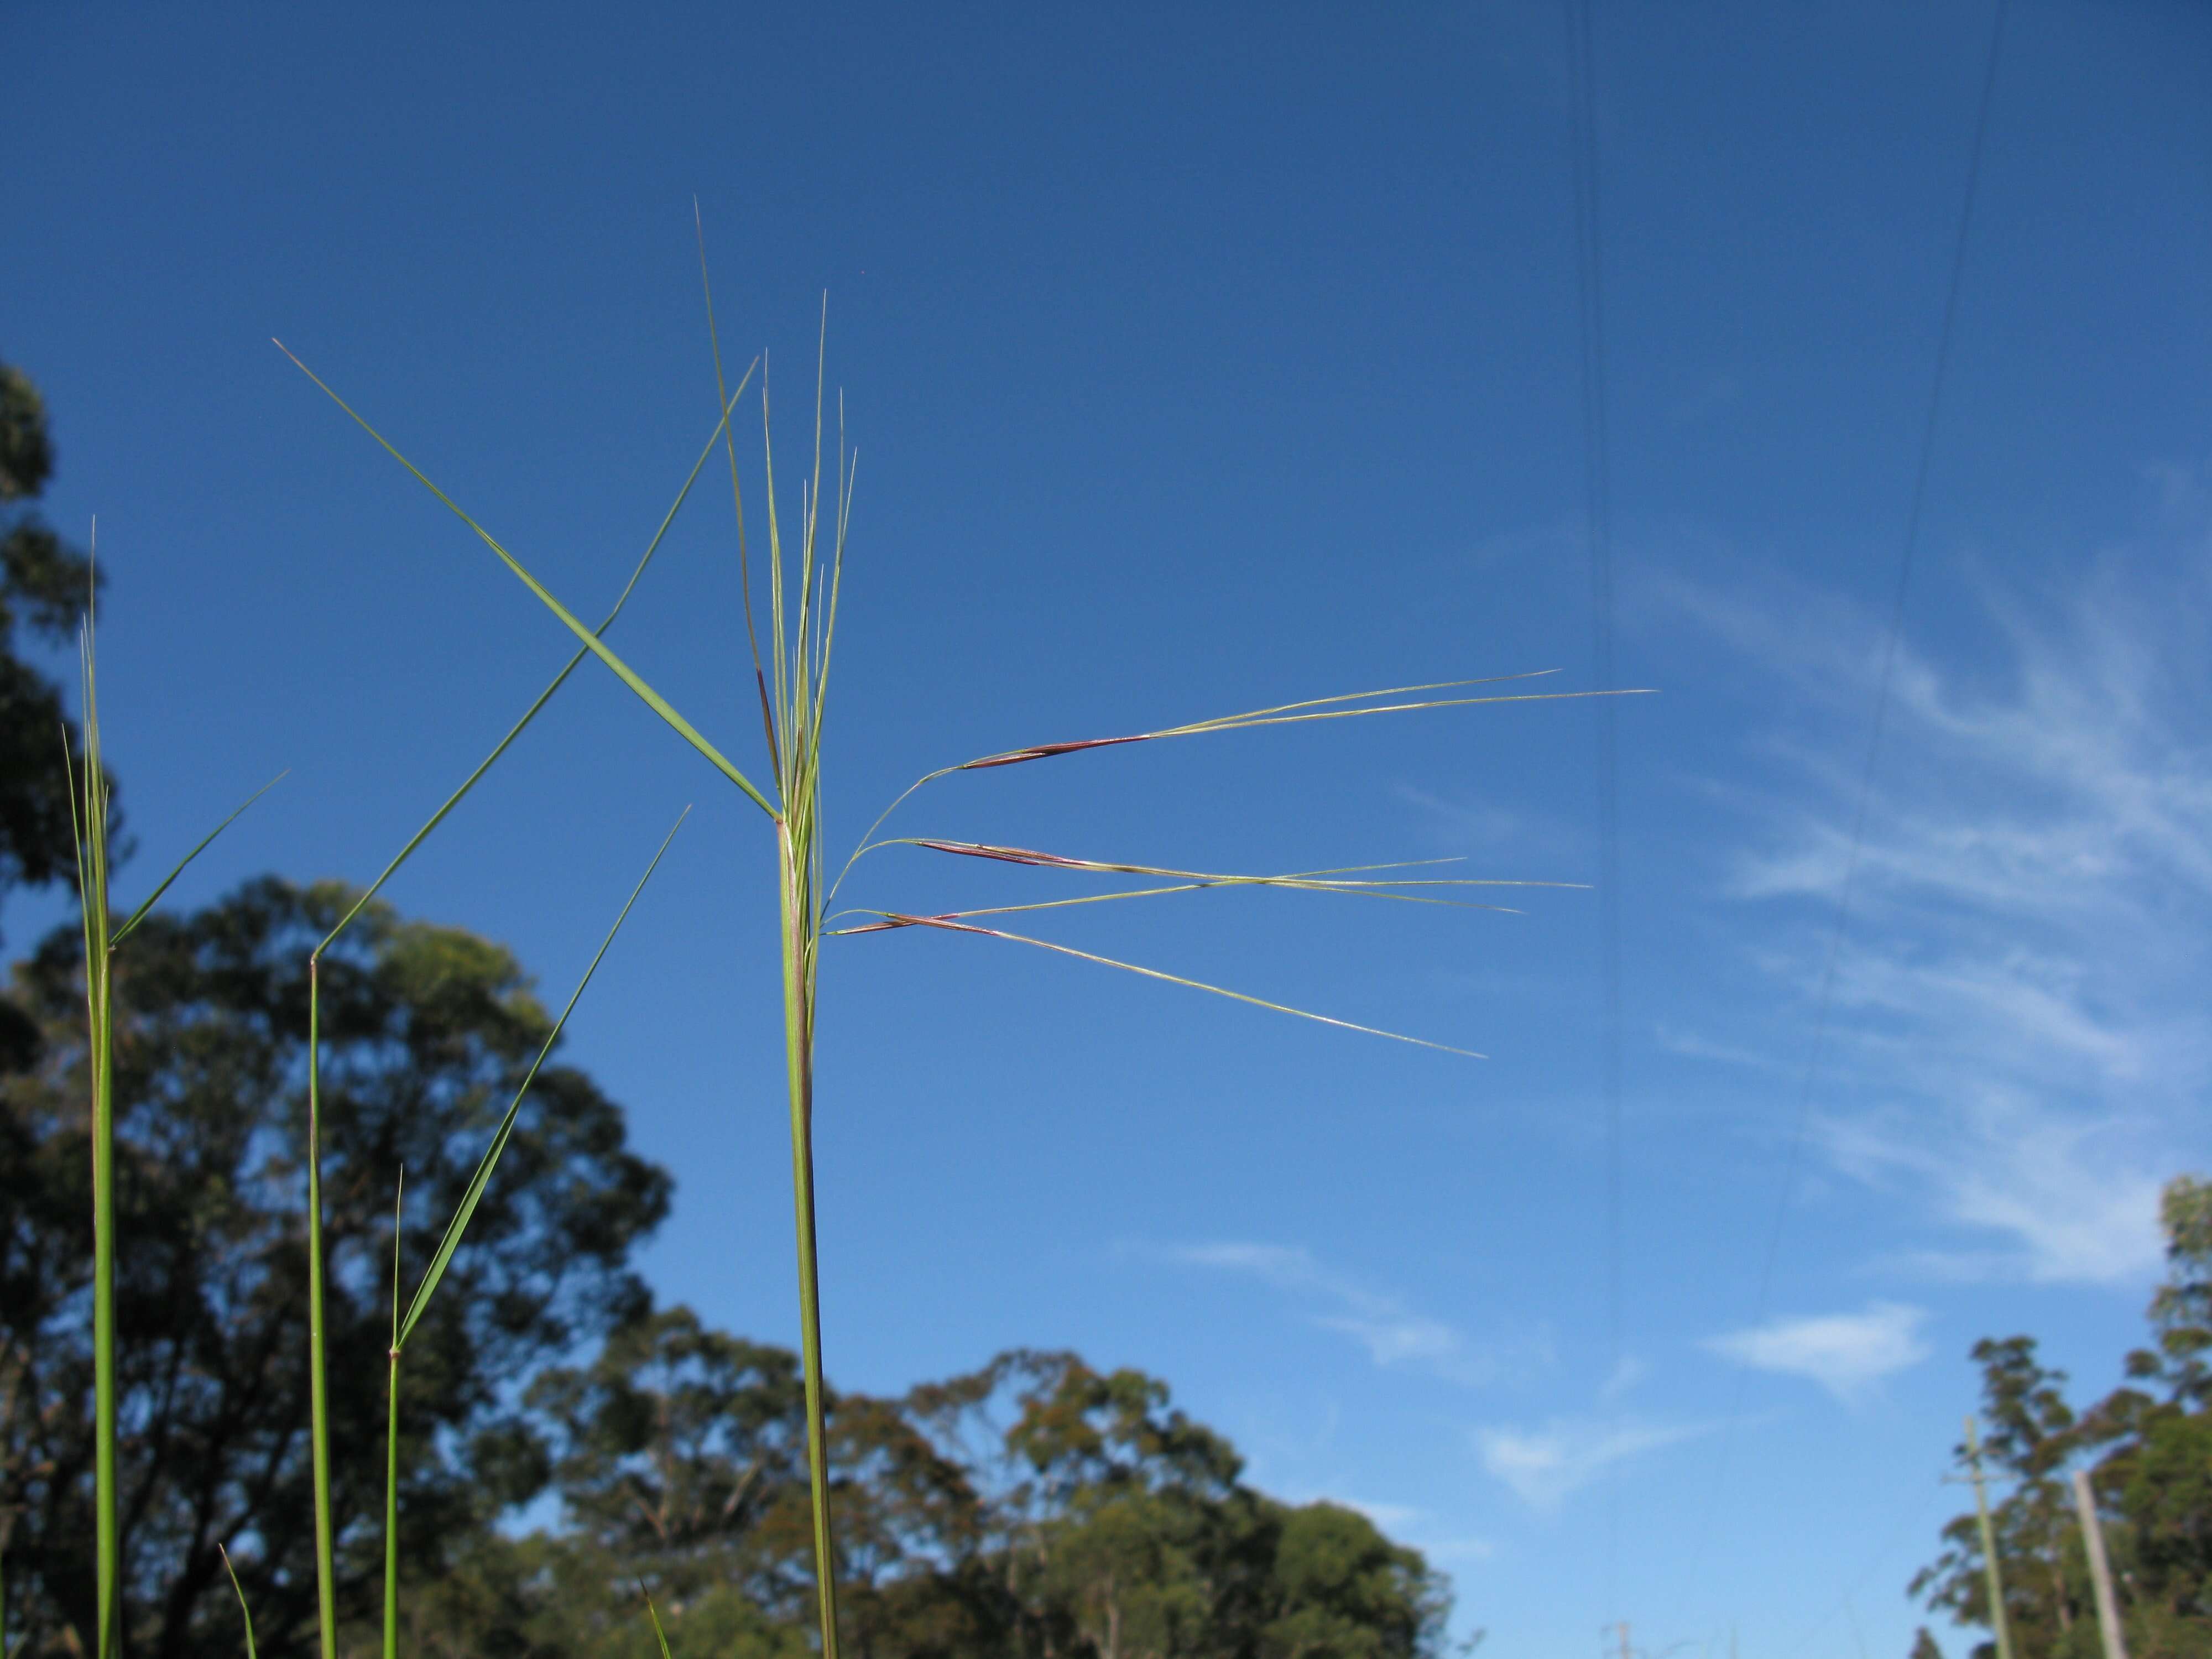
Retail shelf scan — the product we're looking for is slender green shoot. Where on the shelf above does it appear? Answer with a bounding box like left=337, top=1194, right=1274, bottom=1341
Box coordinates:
left=66, top=612, right=117, bottom=1659
left=274, top=342, right=776, bottom=819
left=364, top=817, right=681, bottom=1659
left=66, top=542, right=278, bottom=1659
left=382, top=1169, right=404, bottom=1659
left=639, top=1584, right=675, bottom=1659
left=845, top=911, right=1482, bottom=1056
left=292, top=368, right=747, bottom=1659
left=398, top=811, right=687, bottom=1346
left=217, top=1546, right=258, bottom=1659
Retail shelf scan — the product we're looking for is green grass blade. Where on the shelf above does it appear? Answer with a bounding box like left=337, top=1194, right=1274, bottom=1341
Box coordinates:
left=693, top=202, right=776, bottom=767
left=217, top=1546, right=258, bottom=1659
left=75, top=598, right=121, bottom=1659
left=109, top=771, right=286, bottom=947
left=275, top=343, right=778, bottom=821
left=855, top=911, right=1483, bottom=1056
left=305, top=967, right=336, bottom=1659
left=638, top=1584, right=675, bottom=1659
left=382, top=1170, right=404, bottom=1659
left=397, top=809, right=688, bottom=1348
left=314, top=371, right=747, bottom=955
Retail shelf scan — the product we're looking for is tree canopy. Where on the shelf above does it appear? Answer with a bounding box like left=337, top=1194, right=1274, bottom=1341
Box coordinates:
left=438, top=1335, right=1452, bottom=1659
left=0, top=362, right=109, bottom=968
left=2, top=879, right=1451, bottom=1659
left=1, top=879, right=672, bottom=1659
left=1912, top=1175, right=2212, bottom=1659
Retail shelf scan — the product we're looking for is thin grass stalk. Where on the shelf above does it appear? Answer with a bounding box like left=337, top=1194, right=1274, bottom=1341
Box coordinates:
left=357, top=820, right=679, bottom=1659
left=779, top=818, right=837, bottom=1657
left=305, top=971, right=336, bottom=1659
left=217, top=1546, right=258, bottom=1659
left=382, top=1172, right=403, bottom=1659
left=68, top=570, right=274, bottom=1659
left=70, top=624, right=118, bottom=1659
left=762, top=336, right=851, bottom=1659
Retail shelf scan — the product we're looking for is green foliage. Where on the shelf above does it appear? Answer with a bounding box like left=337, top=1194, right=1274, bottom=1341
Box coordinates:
left=0, top=362, right=114, bottom=973
left=455, top=1333, right=1451, bottom=1659
left=1913, top=1175, right=2212, bottom=1659
left=0, top=880, right=670, bottom=1659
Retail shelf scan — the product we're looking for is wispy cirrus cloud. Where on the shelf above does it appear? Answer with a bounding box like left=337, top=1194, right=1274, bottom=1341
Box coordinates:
left=1704, top=1302, right=1929, bottom=1405
left=1650, top=489, right=2212, bottom=1284
left=1474, top=1415, right=1717, bottom=1512
left=1148, top=1241, right=1536, bottom=1385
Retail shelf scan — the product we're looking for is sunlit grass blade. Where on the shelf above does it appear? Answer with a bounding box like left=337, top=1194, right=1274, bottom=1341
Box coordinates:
left=314, top=368, right=747, bottom=952
left=275, top=342, right=778, bottom=820
left=108, top=771, right=286, bottom=947
left=695, top=204, right=778, bottom=772
left=835, top=881, right=1523, bottom=929
left=957, top=682, right=1650, bottom=769
left=639, top=1584, right=675, bottom=1659
left=851, top=911, right=1483, bottom=1057
left=217, top=1546, right=258, bottom=1659
left=397, top=809, right=687, bottom=1348
left=898, top=838, right=1576, bottom=891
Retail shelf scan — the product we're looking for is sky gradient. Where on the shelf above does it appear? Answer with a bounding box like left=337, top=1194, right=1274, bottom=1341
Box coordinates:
left=10, top=4, right=2211, bottom=1656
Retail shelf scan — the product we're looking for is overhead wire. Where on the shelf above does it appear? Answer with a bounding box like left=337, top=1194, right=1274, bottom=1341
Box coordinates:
left=1562, top=0, right=1625, bottom=1625
left=1678, top=0, right=2012, bottom=1607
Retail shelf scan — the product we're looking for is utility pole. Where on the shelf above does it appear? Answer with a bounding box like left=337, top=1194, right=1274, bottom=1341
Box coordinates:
left=1964, top=1415, right=2016, bottom=1659
left=2072, top=1466, right=2130, bottom=1659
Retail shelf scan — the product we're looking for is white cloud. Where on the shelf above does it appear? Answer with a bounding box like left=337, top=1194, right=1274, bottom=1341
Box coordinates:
left=1152, top=1241, right=1523, bottom=1385
left=1474, top=1416, right=1715, bottom=1512
left=1655, top=494, right=2212, bottom=1283
left=1597, top=1355, right=1647, bottom=1402
left=1652, top=1022, right=1776, bottom=1071
left=1704, top=1302, right=1929, bottom=1404
left=1822, top=1101, right=2168, bottom=1285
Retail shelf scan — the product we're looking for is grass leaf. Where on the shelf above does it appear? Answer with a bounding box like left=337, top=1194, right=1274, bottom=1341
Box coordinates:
left=109, top=772, right=286, bottom=947
left=638, top=1584, right=675, bottom=1659
left=217, top=1546, right=258, bottom=1659
left=851, top=911, right=1483, bottom=1057
left=397, top=808, right=688, bottom=1347
left=275, top=342, right=778, bottom=821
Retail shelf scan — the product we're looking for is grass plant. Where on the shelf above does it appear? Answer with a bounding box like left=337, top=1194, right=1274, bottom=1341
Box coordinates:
left=251, top=218, right=1646, bottom=1659
left=286, top=359, right=754, bottom=1659
left=375, top=812, right=686, bottom=1659
left=64, top=556, right=276, bottom=1659
left=279, top=242, right=1640, bottom=1659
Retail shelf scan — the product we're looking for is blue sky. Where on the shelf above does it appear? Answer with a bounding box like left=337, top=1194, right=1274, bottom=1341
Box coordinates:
left=9, top=3, right=2210, bottom=1655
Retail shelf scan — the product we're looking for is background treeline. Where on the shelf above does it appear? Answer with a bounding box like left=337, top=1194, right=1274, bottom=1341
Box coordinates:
left=0, top=878, right=1446, bottom=1659
left=1911, top=1176, right=2212, bottom=1659
left=0, top=366, right=1448, bottom=1659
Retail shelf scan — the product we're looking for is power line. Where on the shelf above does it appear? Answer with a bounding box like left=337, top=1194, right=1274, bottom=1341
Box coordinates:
left=1681, top=0, right=2011, bottom=1601
left=1562, top=0, right=1624, bottom=1624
